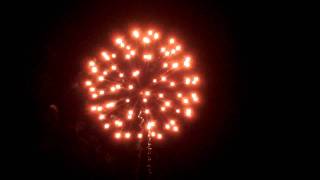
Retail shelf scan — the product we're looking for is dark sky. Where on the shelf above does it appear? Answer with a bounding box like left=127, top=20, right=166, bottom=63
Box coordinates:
left=14, top=0, right=251, bottom=179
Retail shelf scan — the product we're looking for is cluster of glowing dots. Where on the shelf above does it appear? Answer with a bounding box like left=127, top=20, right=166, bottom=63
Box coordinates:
left=83, top=28, right=201, bottom=141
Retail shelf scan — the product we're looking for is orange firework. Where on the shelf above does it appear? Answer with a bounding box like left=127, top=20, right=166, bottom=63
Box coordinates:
left=83, top=28, right=201, bottom=141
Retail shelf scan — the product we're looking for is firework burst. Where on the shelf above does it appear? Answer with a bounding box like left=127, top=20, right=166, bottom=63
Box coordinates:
left=83, top=28, right=201, bottom=141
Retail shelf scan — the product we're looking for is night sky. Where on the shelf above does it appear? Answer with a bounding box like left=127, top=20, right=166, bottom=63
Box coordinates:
left=14, top=0, right=250, bottom=179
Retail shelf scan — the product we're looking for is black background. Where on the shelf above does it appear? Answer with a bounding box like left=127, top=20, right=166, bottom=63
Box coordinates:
left=11, top=0, right=253, bottom=179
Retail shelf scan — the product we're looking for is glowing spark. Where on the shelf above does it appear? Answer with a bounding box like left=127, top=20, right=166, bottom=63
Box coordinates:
left=169, top=38, right=175, bottom=44
left=185, top=108, right=192, bottom=117
left=104, top=123, right=110, bottom=129
left=132, top=70, right=140, bottom=77
left=132, top=30, right=140, bottom=38
left=115, top=132, right=121, bottom=139
left=143, top=37, right=150, bottom=44
left=91, top=67, right=98, bottom=73
left=99, top=114, right=105, bottom=120
left=85, top=80, right=92, bottom=86
left=105, top=102, right=116, bottom=109
left=101, top=52, right=110, bottom=61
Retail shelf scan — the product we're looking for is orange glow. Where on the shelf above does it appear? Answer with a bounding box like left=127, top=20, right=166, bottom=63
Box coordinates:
left=83, top=28, right=201, bottom=141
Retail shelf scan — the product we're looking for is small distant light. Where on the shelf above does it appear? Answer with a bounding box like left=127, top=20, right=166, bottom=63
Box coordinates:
left=157, top=133, right=163, bottom=139
left=125, top=132, right=131, bottom=139
left=169, top=38, right=175, bottom=44
left=101, top=52, right=110, bottom=61
left=143, top=37, right=151, bottom=44
left=154, top=32, right=159, bottom=39
left=91, top=67, right=98, bottom=73
left=85, top=81, right=92, bottom=86
left=92, top=93, right=98, bottom=98
left=99, top=114, right=105, bottom=120
left=132, top=30, right=140, bottom=38
left=104, top=123, right=110, bottom=129
left=115, top=132, right=121, bottom=139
